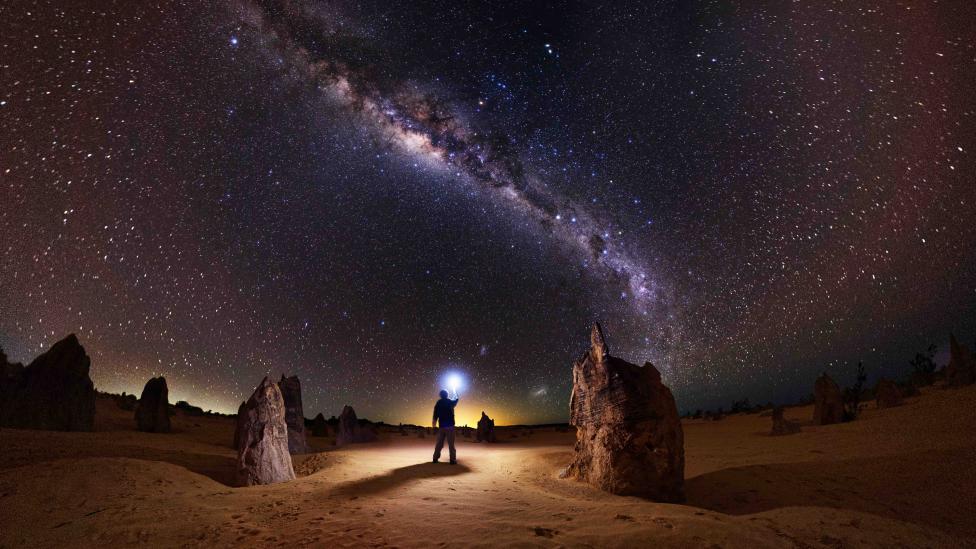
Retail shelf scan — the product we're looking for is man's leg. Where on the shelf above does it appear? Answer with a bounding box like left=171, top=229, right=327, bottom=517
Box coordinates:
left=433, top=428, right=446, bottom=462
left=447, top=427, right=457, bottom=463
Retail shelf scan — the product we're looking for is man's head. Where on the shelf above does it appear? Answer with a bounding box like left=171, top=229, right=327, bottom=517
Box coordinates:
left=439, top=389, right=448, bottom=399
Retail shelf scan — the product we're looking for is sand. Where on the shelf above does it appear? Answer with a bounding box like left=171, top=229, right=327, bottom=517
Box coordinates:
left=1, top=386, right=975, bottom=548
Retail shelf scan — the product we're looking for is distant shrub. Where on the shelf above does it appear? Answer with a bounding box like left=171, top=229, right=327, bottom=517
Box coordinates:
left=174, top=400, right=205, bottom=416
left=909, top=344, right=938, bottom=387
left=843, top=362, right=867, bottom=422
left=729, top=398, right=751, bottom=414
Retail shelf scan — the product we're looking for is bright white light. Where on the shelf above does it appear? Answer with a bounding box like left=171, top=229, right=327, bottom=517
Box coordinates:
left=442, top=371, right=466, bottom=397
left=448, top=373, right=461, bottom=393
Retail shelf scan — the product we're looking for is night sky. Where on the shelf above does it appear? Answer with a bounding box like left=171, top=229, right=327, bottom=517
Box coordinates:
left=2, top=1, right=974, bottom=425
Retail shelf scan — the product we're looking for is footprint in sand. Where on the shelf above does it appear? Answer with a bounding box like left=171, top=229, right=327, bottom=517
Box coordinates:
left=533, top=527, right=558, bottom=538
left=652, top=518, right=674, bottom=529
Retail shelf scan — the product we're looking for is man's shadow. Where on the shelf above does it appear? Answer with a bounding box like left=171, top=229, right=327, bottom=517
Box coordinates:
left=333, top=462, right=471, bottom=497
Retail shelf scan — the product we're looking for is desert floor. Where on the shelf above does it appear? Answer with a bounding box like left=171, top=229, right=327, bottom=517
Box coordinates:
left=1, top=386, right=975, bottom=548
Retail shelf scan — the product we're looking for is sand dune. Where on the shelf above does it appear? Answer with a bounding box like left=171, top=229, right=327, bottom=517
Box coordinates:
left=2, top=386, right=974, bottom=547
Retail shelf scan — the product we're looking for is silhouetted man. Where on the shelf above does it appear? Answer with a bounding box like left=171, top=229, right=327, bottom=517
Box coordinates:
left=432, top=389, right=459, bottom=464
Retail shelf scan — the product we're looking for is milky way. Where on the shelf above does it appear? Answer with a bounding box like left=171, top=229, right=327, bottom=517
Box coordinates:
left=1, top=1, right=974, bottom=424
left=240, top=0, right=668, bottom=321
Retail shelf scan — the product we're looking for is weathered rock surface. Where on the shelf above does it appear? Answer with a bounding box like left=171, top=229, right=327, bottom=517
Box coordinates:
left=135, top=376, right=171, bottom=433
left=311, top=412, right=329, bottom=437
left=476, top=411, right=497, bottom=442
left=335, top=405, right=377, bottom=445
left=944, top=334, right=976, bottom=387
left=234, top=377, right=295, bottom=486
left=770, top=406, right=800, bottom=436
left=0, top=334, right=95, bottom=431
left=564, top=323, right=684, bottom=502
left=813, top=373, right=844, bottom=425
left=277, top=375, right=310, bottom=454
left=875, top=378, right=903, bottom=408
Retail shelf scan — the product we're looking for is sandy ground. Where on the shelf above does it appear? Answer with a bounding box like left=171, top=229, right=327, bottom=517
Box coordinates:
left=1, top=386, right=975, bottom=548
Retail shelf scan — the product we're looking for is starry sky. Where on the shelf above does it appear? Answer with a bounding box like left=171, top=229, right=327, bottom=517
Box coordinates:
left=2, top=1, right=975, bottom=425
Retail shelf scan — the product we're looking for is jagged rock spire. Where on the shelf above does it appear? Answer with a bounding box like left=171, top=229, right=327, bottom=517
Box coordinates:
left=950, top=333, right=963, bottom=358
left=946, top=333, right=976, bottom=387
left=277, top=374, right=310, bottom=454
left=234, top=377, right=295, bottom=486
left=567, top=324, right=684, bottom=502
left=590, top=322, right=609, bottom=362
left=477, top=411, right=496, bottom=442
left=0, top=333, right=95, bottom=432
left=135, top=376, right=171, bottom=433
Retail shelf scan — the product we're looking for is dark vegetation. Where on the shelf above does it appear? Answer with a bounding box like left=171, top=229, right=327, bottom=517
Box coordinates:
left=909, top=344, right=938, bottom=388
left=684, top=338, right=968, bottom=422
left=842, top=362, right=867, bottom=422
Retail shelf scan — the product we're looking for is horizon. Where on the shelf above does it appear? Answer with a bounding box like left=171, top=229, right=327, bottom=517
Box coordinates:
left=4, top=328, right=960, bottom=425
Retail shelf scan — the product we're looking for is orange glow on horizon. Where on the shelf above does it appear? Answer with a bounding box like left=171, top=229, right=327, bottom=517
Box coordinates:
left=402, top=397, right=516, bottom=428
left=94, top=378, right=528, bottom=425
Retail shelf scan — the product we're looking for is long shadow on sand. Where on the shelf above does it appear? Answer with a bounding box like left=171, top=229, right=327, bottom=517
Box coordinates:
left=0, top=431, right=238, bottom=487
left=685, top=445, right=976, bottom=538
left=332, top=462, right=471, bottom=497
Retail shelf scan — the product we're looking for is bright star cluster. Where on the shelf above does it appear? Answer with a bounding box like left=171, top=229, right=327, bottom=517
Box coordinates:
left=1, top=1, right=974, bottom=423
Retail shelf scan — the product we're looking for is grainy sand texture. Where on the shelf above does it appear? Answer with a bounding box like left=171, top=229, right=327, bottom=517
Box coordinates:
left=2, top=385, right=974, bottom=548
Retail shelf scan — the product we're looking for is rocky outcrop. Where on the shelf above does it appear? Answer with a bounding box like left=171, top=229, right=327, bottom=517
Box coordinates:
left=476, top=411, right=497, bottom=442
left=135, top=376, right=171, bottom=433
left=0, top=334, right=95, bottom=431
left=277, top=375, right=310, bottom=454
left=564, top=323, right=684, bottom=502
left=875, top=378, right=903, bottom=408
left=813, top=373, right=844, bottom=425
left=335, top=405, right=377, bottom=445
left=944, top=334, right=976, bottom=387
left=311, top=412, right=329, bottom=437
left=770, top=406, right=800, bottom=436
left=234, top=377, right=295, bottom=486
